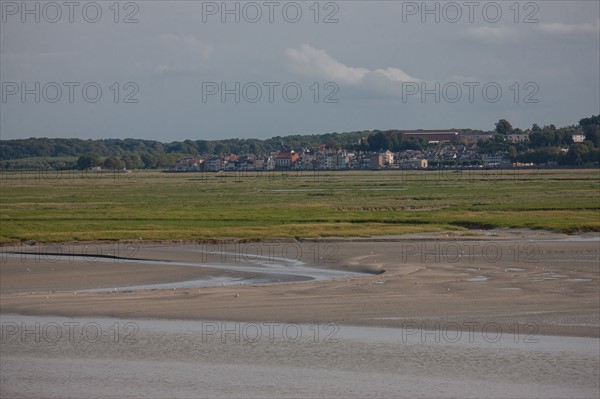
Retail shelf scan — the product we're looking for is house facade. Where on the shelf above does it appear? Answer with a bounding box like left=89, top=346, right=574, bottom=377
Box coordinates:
left=274, top=151, right=299, bottom=169
left=174, top=157, right=203, bottom=172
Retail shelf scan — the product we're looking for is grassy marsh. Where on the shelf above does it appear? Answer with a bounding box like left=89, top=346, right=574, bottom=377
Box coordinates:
left=0, top=169, right=598, bottom=243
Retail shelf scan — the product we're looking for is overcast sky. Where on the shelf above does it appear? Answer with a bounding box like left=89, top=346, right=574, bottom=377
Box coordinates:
left=1, top=0, right=599, bottom=141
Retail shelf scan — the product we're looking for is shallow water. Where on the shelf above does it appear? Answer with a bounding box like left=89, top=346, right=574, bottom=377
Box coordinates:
left=3, top=252, right=369, bottom=292
left=1, top=315, right=598, bottom=398
left=468, top=275, right=490, bottom=282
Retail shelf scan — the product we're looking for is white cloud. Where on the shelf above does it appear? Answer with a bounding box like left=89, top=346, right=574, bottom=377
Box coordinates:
left=285, top=44, right=420, bottom=87
left=151, top=33, right=213, bottom=75
left=463, top=26, right=519, bottom=43
left=372, top=67, right=420, bottom=83
left=285, top=44, right=368, bottom=85
left=538, top=20, right=600, bottom=35
left=158, top=33, right=213, bottom=58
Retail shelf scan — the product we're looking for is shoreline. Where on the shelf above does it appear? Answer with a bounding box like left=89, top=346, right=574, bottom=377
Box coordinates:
left=1, top=229, right=599, bottom=338
left=2, top=227, right=599, bottom=247
left=1, top=310, right=598, bottom=339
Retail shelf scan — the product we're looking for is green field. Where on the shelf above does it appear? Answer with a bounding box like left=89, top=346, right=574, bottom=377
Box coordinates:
left=0, top=169, right=598, bottom=243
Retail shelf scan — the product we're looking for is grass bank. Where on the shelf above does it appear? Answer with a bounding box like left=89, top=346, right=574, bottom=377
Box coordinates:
left=0, top=169, right=598, bottom=243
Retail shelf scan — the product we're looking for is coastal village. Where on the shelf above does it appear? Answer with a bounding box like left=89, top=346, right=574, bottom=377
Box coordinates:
left=172, top=129, right=587, bottom=172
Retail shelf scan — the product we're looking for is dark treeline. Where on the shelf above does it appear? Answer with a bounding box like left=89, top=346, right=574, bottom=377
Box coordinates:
left=1, top=116, right=599, bottom=169
left=1, top=132, right=366, bottom=161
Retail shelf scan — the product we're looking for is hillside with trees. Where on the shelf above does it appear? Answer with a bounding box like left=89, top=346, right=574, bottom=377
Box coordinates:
left=1, top=116, right=598, bottom=169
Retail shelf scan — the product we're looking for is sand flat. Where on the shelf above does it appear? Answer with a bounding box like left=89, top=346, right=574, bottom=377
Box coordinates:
left=1, top=231, right=599, bottom=337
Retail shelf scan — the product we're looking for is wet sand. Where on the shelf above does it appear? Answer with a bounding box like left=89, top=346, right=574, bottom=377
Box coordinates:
left=2, top=315, right=598, bottom=399
left=1, top=229, right=599, bottom=337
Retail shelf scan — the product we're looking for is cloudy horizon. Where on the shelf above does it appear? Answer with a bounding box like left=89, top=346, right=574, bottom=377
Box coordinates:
left=1, top=1, right=599, bottom=141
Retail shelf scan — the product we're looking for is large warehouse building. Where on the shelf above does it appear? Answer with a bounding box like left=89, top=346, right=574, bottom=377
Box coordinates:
left=400, top=130, right=460, bottom=143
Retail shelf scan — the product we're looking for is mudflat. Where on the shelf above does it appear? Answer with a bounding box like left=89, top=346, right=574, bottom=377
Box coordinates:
left=1, top=229, right=598, bottom=337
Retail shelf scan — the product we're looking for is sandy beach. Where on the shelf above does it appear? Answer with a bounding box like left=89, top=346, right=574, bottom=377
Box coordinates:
left=1, top=229, right=598, bottom=338
left=2, top=229, right=599, bottom=398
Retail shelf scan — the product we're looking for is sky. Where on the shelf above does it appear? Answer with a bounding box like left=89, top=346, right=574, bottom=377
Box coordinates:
left=1, top=0, right=599, bottom=141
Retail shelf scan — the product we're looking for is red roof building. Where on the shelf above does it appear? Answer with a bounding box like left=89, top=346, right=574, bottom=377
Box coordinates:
left=274, top=151, right=299, bottom=169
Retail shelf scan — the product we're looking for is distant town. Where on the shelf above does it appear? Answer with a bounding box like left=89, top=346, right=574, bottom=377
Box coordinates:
left=173, top=129, right=533, bottom=172
left=143, top=117, right=600, bottom=171
left=1, top=116, right=599, bottom=171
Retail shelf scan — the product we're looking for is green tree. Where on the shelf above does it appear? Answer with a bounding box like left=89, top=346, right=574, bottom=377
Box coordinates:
left=495, top=119, right=513, bottom=135
left=140, top=152, right=157, bottom=169
left=565, top=144, right=589, bottom=165
left=121, top=153, right=144, bottom=170
left=579, top=115, right=600, bottom=127
left=103, top=156, right=123, bottom=170
left=586, top=125, right=600, bottom=147
left=77, top=153, right=101, bottom=170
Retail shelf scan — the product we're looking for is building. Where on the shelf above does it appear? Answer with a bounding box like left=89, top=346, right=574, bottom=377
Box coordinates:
left=401, top=130, right=460, bottom=143
left=400, top=159, right=428, bottom=169
left=383, top=150, right=394, bottom=165
left=252, top=157, right=265, bottom=170
left=370, top=153, right=384, bottom=169
left=315, top=153, right=336, bottom=170
left=335, top=152, right=349, bottom=169
left=174, top=157, right=202, bottom=172
left=205, top=157, right=222, bottom=172
left=507, top=134, right=529, bottom=143
left=238, top=156, right=255, bottom=171
left=571, top=131, right=586, bottom=143
left=482, top=155, right=511, bottom=166
left=274, top=151, right=299, bottom=169
left=462, top=133, right=494, bottom=144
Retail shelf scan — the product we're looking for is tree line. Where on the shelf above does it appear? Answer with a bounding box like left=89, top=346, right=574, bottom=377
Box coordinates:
left=1, top=116, right=598, bottom=169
